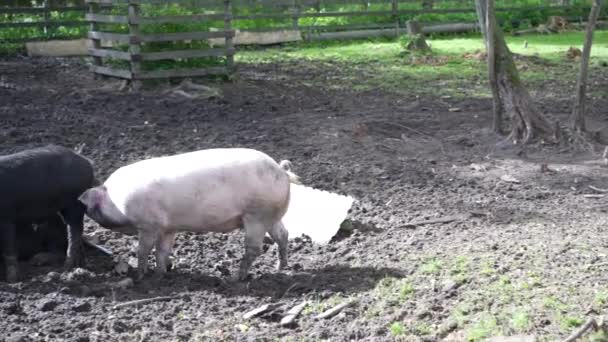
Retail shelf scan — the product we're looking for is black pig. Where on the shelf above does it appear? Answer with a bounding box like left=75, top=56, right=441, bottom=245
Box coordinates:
left=0, top=145, right=96, bottom=282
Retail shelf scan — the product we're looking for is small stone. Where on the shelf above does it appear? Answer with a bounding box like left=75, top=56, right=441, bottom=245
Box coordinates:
left=442, top=280, right=459, bottom=292
left=112, top=320, right=128, bottom=333
left=43, top=271, right=61, bottom=283
left=72, top=302, right=92, bottom=313
left=39, top=300, right=59, bottom=312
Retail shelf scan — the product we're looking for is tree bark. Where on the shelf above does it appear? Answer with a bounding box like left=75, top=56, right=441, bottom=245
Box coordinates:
left=485, top=0, right=502, bottom=133
left=571, top=0, right=603, bottom=132
left=476, top=0, right=556, bottom=143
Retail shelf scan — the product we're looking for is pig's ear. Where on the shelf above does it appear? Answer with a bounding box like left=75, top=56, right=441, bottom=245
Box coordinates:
left=78, top=187, right=103, bottom=207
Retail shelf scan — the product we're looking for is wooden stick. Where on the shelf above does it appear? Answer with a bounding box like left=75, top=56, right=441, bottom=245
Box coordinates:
left=112, top=296, right=174, bottom=310
left=83, top=238, right=112, bottom=256
left=316, top=298, right=358, bottom=319
left=403, top=215, right=463, bottom=228
left=243, top=303, right=278, bottom=320
left=562, top=317, right=598, bottom=342
left=280, top=301, right=308, bottom=326
left=589, top=185, right=608, bottom=193
left=583, top=194, right=605, bottom=198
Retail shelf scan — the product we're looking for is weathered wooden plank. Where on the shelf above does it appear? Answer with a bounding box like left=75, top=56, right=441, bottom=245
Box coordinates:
left=88, top=47, right=131, bottom=60
left=91, top=65, right=132, bottom=79
left=0, top=35, right=83, bottom=43
left=0, top=21, right=86, bottom=28
left=138, top=30, right=234, bottom=43
left=139, top=47, right=235, bottom=61
left=0, top=6, right=87, bottom=14
left=135, top=66, right=228, bottom=79
left=85, top=13, right=129, bottom=24
left=88, top=31, right=130, bottom=43
left=84, top=0, right=130, bottom=4
left=133, top=13, right=230, bottom=24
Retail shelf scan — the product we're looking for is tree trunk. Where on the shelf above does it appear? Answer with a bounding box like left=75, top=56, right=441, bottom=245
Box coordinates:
left=571, top=0, right=603, bottom=132
left=476, top=0, right=556, bottom=144
left=485, top=0, right=502, bottom=133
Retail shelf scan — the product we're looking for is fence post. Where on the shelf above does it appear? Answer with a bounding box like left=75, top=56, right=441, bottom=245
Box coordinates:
left=128, top=0, right=142, bottom=89
left=88, top=0, right=102, bottom=74
left=292, top=0, right=300, bottom=31
left=224, top=0, right=234, bottom=75
left=43, top=0, right=50, bottom=36
left=392, top=0, right=399, bottom=38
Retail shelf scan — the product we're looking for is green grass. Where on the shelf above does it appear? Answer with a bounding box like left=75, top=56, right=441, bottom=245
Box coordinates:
left=390, top=322, right=406, bottom=337
left=466, top=314, right=500, bottom=341
left=511, top=308, right=532, bottom=331
left=420, top=257, right=443, bottom=275
left=237, top=29, right=608, bottom=97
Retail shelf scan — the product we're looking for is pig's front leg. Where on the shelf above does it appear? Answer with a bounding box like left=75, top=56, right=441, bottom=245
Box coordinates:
left=62, top=206, right=86, bottom=269
left=0, top=222, right=18, bottom=282
left=154, top=231, right=176, bottom=275
left=137, top=229, right=157, bottom=281
left=238, top=215, right=268, bottom=281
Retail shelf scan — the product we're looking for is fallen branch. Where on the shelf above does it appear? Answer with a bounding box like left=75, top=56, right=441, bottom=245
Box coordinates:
left=83, top=238, right=113, bottom=257
left=583, top=194, right=605, bottom=198
left=112, top=296, right=174, bottom=310
left=243, top=303, right=279, bottom=320
left=562, top=317, right=603, bottom=342
left=403, top=215, right=464, bottom=228
left=589, top=185, right=608, bottom=193
left=280, top=301, right=308, bottom=326
left=316, top=298, right=359, bottom=319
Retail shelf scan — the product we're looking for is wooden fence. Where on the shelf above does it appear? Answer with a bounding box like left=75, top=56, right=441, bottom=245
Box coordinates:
left=226, top=0, right=590, bottom=41
left=1, top=0, right=594, bottom=82
left=0, top=1, right=88, bottom=43
left=85, top=0, right=234, bottom=84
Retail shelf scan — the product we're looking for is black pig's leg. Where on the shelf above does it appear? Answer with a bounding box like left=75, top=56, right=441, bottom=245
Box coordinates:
left=61, top=203, right=86, bottom=269
left=0, top=222, right=18, bottom=282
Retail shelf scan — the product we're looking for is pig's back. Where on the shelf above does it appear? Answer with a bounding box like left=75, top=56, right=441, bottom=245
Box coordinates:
left=105, top=148, right=290, bottom=228
left=0, top=145, right=94, bottom=215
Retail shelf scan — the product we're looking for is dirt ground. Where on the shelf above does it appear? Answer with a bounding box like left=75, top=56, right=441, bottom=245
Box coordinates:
left=2, top=54, right=608, bottom=342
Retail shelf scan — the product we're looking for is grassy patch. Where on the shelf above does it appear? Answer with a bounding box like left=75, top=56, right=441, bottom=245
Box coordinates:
left=364, top=276, right=416, bottom=319
left=511, top=308, right=532, bottom=332
left=237, top=30, right=608, bottom=97
left=466, top=314, right=500, bottom=341
left=390, top=322, right=406, bottom=337
left=420, top=257, right=443, bottom=275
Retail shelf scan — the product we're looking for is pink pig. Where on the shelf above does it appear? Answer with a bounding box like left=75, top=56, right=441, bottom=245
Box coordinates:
left=78, top=148, right=300, bottom=281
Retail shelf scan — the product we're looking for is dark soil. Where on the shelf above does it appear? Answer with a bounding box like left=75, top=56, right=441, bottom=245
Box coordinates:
left=2, top=55, right=608, bottom=342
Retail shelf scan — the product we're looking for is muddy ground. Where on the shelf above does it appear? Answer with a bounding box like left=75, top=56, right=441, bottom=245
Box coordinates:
left=1, top=54, right=608, bottom=342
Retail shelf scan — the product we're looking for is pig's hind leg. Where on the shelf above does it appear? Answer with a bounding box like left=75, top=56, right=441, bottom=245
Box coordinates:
left=0, top=221, right=18, bottom=282
left=61, top=204, right=86, bottom=269
left=238, top=214, right=272, bottom=281
left=268, top=221, right=288, bottom=271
